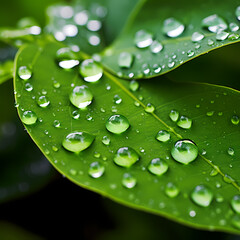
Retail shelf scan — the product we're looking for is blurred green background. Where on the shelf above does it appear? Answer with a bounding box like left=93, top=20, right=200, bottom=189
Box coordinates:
left=0, top=0, right=240, bottom=239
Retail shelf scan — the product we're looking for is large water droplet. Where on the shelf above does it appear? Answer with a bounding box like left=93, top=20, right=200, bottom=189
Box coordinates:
left=134, top=30, right=153, bottom=48
left=18, top=66, right=32, bottom=80
left=56, top=48, right=79, bottom=69
left=231, top=195, right=240, bottom=214
left=191, top=185, right=213, bottom=207
left=69, top=85, right=93, bottom=109
left=106, top=114, right=130, bottom=134
left=171, top=139, right=198, bottom=165
left=114, top=147, right=139, bottom=167
left=37, top=96, right=50, bottom=108
left=122, top=173, right=137, bottom=189
left=236, top=6, right=240, bottom=21
left=229, top=22, right=239, bottom=32
left=150, top=40, right=163, bottom=54
left=155, top=130, right=170, bottom=142
left=62, top=131, right=95, bottom=153
left=148, top=158, right=168, bottom=176
left=191, top=32, right=204, bottom=42
left=163, top=18, right=185, bottom=37
left=201, top=14, right=227, bottom=33
left=21, top=110, right=37, bottom=125
left=169, top=109, right=179, bottom=122
left=165, top=182, right=180, bottom=198
left=118, top=52, right=134, bottom=68
left=216, top=30, right=229, bottom=41
left=88, top=161, right=105, bottom=178
left=177, top=116, right=192, bottom=129
left=79, top=59, right=103, bottom=82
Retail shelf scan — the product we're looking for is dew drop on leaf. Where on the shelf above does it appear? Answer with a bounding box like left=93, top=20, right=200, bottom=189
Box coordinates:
left=25, top=83, right=33, bottom=92
left=171, top=139, right=198, bottom=165
left=88, top=161, right=105, bottom=178
left=79, top=59, right=103, bottom=82
left=72, top=110, right=81, bottom=120
left=129, top=80, right=139, bottom=92
left=62, top=131, right=95, bottom=153
left=163, top=17, right=185, bottom=38
left=122, top=173, right=137, bottom=189
left=18, top=66, right=32, bottom=80
left=235, top=6, right=240, bottom=21
left=106, top=114, right=130, bottom=134
left=144, top=103, right=155, bottom=113
left=231, top=115, right=239, bottom=125
left=229, top=22, right=239, bottom=32
left=169, top=109, right=179, bottom=122
left=228, top=147, right=234, bottom=156
left=114, top=147, right=139, bottom=167
left=191, top=185, right=213, bottom=207
left=21, top=110, right=38, bottom=125
left=201, top=14, right=227, bottom=33
left=134, top=29, right=153, bottom=48
left=118, top=52, right=134, bottom=68
left=102, top=135, right=110, bottom=146
left=187, top=50, right=195, bottom=57
left=155, top=130, right=170, bottom=142
left=177, top=116, right=192, bottom=129
left=216, top=30, right=229, bottom=41
left=207, top=39, right=215, bottom=46
left=53, top=81, right=61, bottom=89
left=69, top=85, right=93, bottom=109
left=37, top=95, right=50, bottom=108
left=113, top=94, right=122, bottom=104
left=53, top=120, right=61, bottom=128
left=148, top=158, right=168, bottom=176
left=56, top=48, right=79, bottom=69
left=165, top=182, right=180, bottom=198
left=191, top=32, right=204, bottom=42
left=150, top=40, right=163, bottom=54
left=231, top=195, right=240, bottom=214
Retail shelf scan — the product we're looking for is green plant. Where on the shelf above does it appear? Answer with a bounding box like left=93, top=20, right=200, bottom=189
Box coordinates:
left=1, top=0, right=240, bottom=236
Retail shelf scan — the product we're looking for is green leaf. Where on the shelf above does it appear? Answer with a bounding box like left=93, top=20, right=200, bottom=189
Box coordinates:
left=14, top=41, right=240, bottom=233
left=0, top=60, right=14, bottom=85
left=101, top=0, right=240, bottom=79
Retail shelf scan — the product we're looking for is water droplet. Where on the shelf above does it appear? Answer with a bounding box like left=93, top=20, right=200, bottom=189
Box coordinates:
left=207, top=39, right=214, bottom=46
left=231, top=195, right=240, bottom=214
left=163, top=18, right=185, bottom=37
left=202, top=14, right=227, bottom=33
left=150, top=40, right=163, bottom=53
left=129, top=80, right=139, bottom=92
left=21, top=110, right=37, bottom=125
left=148, top=158, right=168, bottom=176
left=215, top=193, right=224, bottom=203
left=87, top=20, right=102, bottom=32
left=102, top=136, right=110, bottom=146
left=53, top=81, right=61, bottom=89
left=171, top=139, right=198, bottom=165
left=88, top=161, right=105, bottom=178
left=53, top=120, right=61, bottom=128
left=37, top=95, right=50, bottom=108
left=118, top=52, right=134, bottom=68
left=56, top=48, right=79, bottom=69
left=236, top=6, right=240, bottom=20
left=144, top=103, right=155, bottom=113
left=165, top=182, right=180, bottom=198
left=122, top=173, right=137, bottom=189
left=168, top=61, right=175, bottom=68
left=25, top=83, right=33, bottom=92
left=169, top=109, right=179, bottom=122
left=189, top=210, right=196, bottom=217
left=114, top=147, right=139, bottom=167
left=191, top=32, right=204, bottom=42
left=191, top=185, right=213, bottom=207
left=18, top=66, right=32, bottom=80
left=201, top=149, right=207, bottom=156
left=206, top=111, right=214, bottom=116
left=231, top=115, right=239, bottom=125
left=153, top=64, right=161, bottom=73
left=223, top=174, right=235, bottom=183
left=177, top=116, right=192, bottom=129
left=106, top=114, right=130, bottom=134
left=187, top=50, right=195, bottom=57
left=210, top=168, right=218, bottom=177
left=72, top=110, right=81, bottom=120
left=113, top=95, right=122, bottom=104
left=155, top=130, right=170, bottom=142
left=228, top=147, right=234, bottom=156
left=62, top=131, right=95, bottom=153
left=229, top=22, right=239, bottom=32
left=94, top=152, right=101, bottom=158
left=79, top=59, right=103, bottom=82
left=216, top=30, right=229, bottom=41
left=69, top=85, right=93, bottom=109
left=134, top=29, right=153, bottom=48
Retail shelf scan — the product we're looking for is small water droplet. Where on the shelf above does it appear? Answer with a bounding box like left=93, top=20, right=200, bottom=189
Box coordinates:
left=216, top=30, right=229, bottom=41
left=171, top=139, right=198, bottom=165
left=223, top=174, right=235, bottom=183
left=114, top=147, right=139, bottom=168
left=106, top=114, right=130, bottom=134
left=231, top=115, right=239, bottom=125
left=163, top=17, right=185, bottom=37
left=228, top=147, right=234, bottom=156
left=165, top=182, right=180, bottom=198
left=102, top=136, right=110, bottom=146
left=168, top=61, right=175, bottom=68
left=52, top=145, right=59, bottom=152
left=53, top=81, right=61, bottom=89
left=122, top=173, right=137, bottom=189
left=25, top=83, right=33, bottom=92
left=113, top=94, right=122, bottom=104
left=187, top=50, right=195, bottom=57
left=18, top=66, right=32, bottom=80
left=169, top=109, right=179, bottom=122
left=207, top=39, right=215, bottom=46
left=191, top=32, right=204, bottom=42
left=88, top=161, right=105, bottom=178
left=72, top=110, right=81, bottom=120
left=79, top=59, right=103, bottom=82
left=21, top=110, right=37, bottom=125
left=148, top=158, right=168, bottom=176
left=155, top=130, right=170, bottom=142
left=235, top=6, right=240, bottom=21
left=69, top=85, right=93, bottom=109
left=231, top=195, right=240, bottom=214
left=189, top=210, right=196, bottom=217
left=56, top=48, right=79, bottom=69
left=206, top=111, right=214, bottom=116
left=228, top=33, right=240, bottom=40
left=191, top=185, right=213, bottom=207
left=202, top=14, right=227, bottom=33
left=144, top=103, right=155, bottom=113
left=134, top=29, right=153, bottom=48
left=37, top=95, right=50, bottom=108
left=153, top=64, right=161, bottom=73
left=177, top=116, right=192, bottom=129
left=118, top=52, right=134, bottom=68
left=62, top=131, right=95, bottom=153
left=129, top=80, right=139, bottom=92
left=150, top=40, right=163, bottom=53
left=229, top=22, right=239, bottom=32
left=53, top=120, right=61, bottom=128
